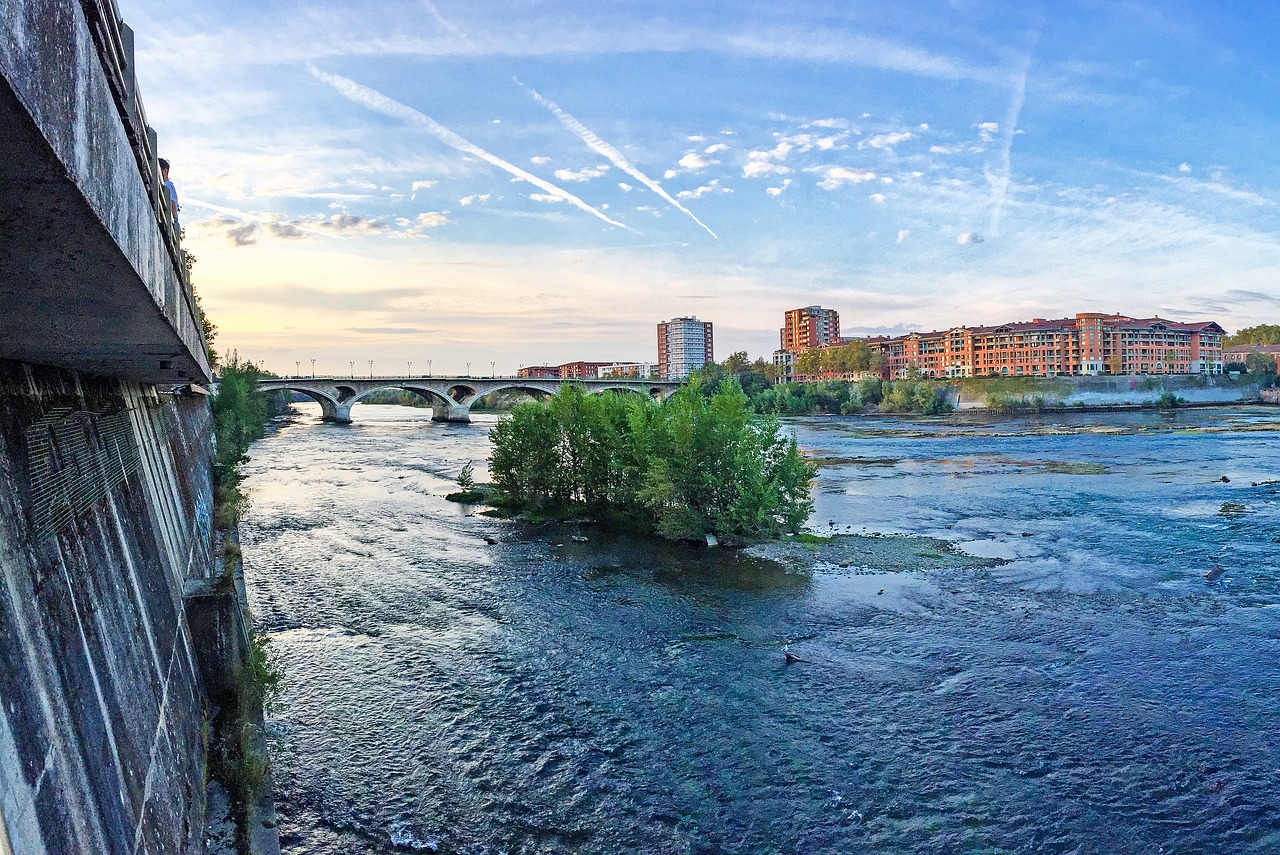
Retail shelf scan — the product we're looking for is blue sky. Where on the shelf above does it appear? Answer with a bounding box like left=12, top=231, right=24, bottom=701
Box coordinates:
left=120, top=0, right=1280, bottom=375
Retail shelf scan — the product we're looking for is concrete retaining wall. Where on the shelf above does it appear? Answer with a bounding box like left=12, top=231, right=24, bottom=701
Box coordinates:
left=949, top=374, right=1264, bottom=410
left=0, top=359, right=216, bottom=853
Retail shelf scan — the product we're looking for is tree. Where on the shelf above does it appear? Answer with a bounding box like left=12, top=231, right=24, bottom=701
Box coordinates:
left=723, top=350, right=751, bottom=374
left=794, top=348, right=822, bottom=378
left=487, top=380, right=816, bottom=541
left=1245, top=350, right=1278, bottom=375
left=1225, top=324, right=1280, bottom=348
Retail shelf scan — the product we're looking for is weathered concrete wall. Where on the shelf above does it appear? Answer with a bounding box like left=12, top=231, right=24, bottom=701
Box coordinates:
left=0, top=0, right=210, bottom=383
left=0, top=359, right=215, bottom=854
left=949, top=374, right=1264, bottom=410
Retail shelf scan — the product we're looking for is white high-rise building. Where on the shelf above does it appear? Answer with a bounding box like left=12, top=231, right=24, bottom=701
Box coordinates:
left=656, top=316, right=714, bottom=380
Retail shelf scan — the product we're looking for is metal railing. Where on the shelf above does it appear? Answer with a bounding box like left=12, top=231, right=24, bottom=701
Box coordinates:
left=77, top=0, right=202, bottom=352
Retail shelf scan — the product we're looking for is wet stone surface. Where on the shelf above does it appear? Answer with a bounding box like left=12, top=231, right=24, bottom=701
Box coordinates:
left=241, top=404, right=1280, bottom=854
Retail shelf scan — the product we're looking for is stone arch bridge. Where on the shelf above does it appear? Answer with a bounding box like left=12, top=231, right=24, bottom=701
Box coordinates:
left=250, top=376, right=683, bottom=423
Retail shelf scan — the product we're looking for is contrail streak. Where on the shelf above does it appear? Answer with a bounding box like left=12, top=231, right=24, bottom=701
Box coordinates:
left=308, top=65, right=634, bottom=232
left=987, top=43, right=1035, bottom=236
left=518, top=80, right=718, bottom=238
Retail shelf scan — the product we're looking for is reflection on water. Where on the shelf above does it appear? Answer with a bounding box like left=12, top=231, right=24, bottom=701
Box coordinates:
left=240, top=403, right=1280, bottom=854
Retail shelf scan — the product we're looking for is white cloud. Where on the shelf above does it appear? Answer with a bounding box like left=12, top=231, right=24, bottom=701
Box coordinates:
left=817, top=166, right=877, bottom=190
left=918, top=123, right=930, bottom=130
left=1179, top=162, right=1192, bottom=173
left=869, top=193, right=886, bottom=203
left=688, top=134, right=707, bottom=142
left=678, top=152, right=712, bottom=170
left=743, top=141, right=795, bottom=178
left=676, top=179, right=731, bottom=200
left=663, top=169, right=678, bottom=179
left=929, top=144, right=963, bottom=154
left=459, top=193, right=491, bottom=205
left=618, top=182, right=633, bottom=192
left=809, top=118, right=848, bottom=129
left=530, top=155, right=551, bottom=164
left=977, top=122, right=1000, bottom=143
left=766, top=179, right=793, bottom=197
left=859, top=131, right=914, bottom=150
left=529, top=193, right=565, bottom=203
left=705, top=143, right=729, bottom=154
left=411, top=179, right=438, bottom=192
left=743, top=161, right=791, bottom=178
left=554, top=164, right=610, bottom=182
left=896, top=229, right=910, bottom=243
left=957, top=232, right=984, bottom=245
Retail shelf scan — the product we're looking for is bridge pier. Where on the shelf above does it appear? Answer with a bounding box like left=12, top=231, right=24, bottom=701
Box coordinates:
left=431, top=401, right=472, bottom=423
left=319, top=400, right=352, bottom=423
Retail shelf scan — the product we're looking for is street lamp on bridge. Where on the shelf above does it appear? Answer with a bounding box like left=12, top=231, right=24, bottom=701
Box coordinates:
left=490, top=361, right=495, bottom=377
left=466, top=361, right=471, bottom=377
left=368, top=360, right=373, bottom=379
left=427, top=359, right=432, bottom=376
left=407, top=361, right=412, bottom=377
left=310, top=358, right=315, bottom=379
left=349, top=361, right=354, bottom=378
left=295, top=361, right=300, bottom=377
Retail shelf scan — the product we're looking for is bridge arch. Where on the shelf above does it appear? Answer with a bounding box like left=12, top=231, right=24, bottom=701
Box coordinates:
left=273, top=385, right=346, bottom=422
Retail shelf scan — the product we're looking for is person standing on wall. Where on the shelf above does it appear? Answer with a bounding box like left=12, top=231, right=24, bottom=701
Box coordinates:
left=159, top=157, right=180, bottom=237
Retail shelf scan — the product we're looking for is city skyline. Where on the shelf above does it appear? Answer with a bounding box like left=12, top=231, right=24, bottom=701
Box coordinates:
left=119, top=0, right=1280, bottom=375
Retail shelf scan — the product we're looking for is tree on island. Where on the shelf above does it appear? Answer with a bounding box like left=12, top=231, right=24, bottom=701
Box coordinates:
left=487, top=378, right=816, bottom=541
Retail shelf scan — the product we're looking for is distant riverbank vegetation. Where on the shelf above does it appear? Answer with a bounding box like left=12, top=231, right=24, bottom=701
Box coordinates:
left=698, top=354, right=952, bottom=416
left=480, top=380, right=817, bottom=542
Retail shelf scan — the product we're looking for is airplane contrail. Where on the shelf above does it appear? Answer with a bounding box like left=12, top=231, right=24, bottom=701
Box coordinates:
left=307, top=65, right=635, bottom=232
left=987, top=43, right=1035, bottom=236
left=518, top=80, right=718, bottom=239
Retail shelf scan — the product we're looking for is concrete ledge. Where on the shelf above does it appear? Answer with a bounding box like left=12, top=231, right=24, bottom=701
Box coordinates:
left=0, top=0, right=210, bottom=383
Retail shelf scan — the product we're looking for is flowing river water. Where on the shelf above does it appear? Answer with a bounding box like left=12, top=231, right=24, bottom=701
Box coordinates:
left=240, top=403, right=1280, bottom=854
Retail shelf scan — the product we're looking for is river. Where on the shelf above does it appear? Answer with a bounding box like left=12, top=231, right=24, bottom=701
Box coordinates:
left=240, top=403, right=1280, bottom=854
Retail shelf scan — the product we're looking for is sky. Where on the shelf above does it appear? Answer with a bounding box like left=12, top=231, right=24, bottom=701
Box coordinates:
left=119, top=0, right=1280, bottom=376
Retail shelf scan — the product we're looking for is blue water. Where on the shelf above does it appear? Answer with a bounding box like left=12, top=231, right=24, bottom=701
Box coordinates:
left=240, top=404, right=1280, bottom=853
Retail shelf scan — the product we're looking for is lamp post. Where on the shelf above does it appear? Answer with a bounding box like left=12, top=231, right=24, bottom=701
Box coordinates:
left=490, top=361, right=495, bottom=377
left=427, top=359, right=432, bottom=376
left=466, top=361, right=471, bottom=377
left=349, top=361, right=354, bottom=378
left=368, top=360, right=373, bottom=379
left=407, top=361, right=412, bottom=378
left=310, top=359, right=315, bottom=379
left=295, top=360, right=300, bottom=377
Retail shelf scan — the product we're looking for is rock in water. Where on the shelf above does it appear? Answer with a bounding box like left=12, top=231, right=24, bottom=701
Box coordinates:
left=1204, top=565, right=1226, bottom=581
left=705, top=533, right=719, bottom=548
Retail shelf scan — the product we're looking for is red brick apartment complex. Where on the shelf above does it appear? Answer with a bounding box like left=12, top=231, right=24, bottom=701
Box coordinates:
left=517, top=362, right=614, bottom=379
left=868, top=312, right=1224, bottom=379
left=781, top=306, right=841, bottom=351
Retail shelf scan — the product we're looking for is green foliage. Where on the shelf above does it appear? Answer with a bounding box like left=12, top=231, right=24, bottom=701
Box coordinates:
left=879, top=379, right=952, bottom=414
left=1155, top=391, right=1184, bottom=409
left=457, top=462, right=475, bottom=490
left=1244, top=350, right=1278, bottom=375
left=1225, top=324, right=1280, bottom=348
left=792, top=340, right=879, bottom=378
left=211, top=354, right=271, bottom=529
left=488, top=380, right=817, bottom=541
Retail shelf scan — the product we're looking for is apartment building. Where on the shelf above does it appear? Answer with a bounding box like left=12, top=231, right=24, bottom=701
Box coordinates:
left=866, top=312, right=1224, bottom=379
left=517, top=361, right=617, bottom=379
left=657, top=316, right=714, bottom=380
left=598, top=362, right=658, bottom=379
left=781, top=306, right=841, bottom=351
